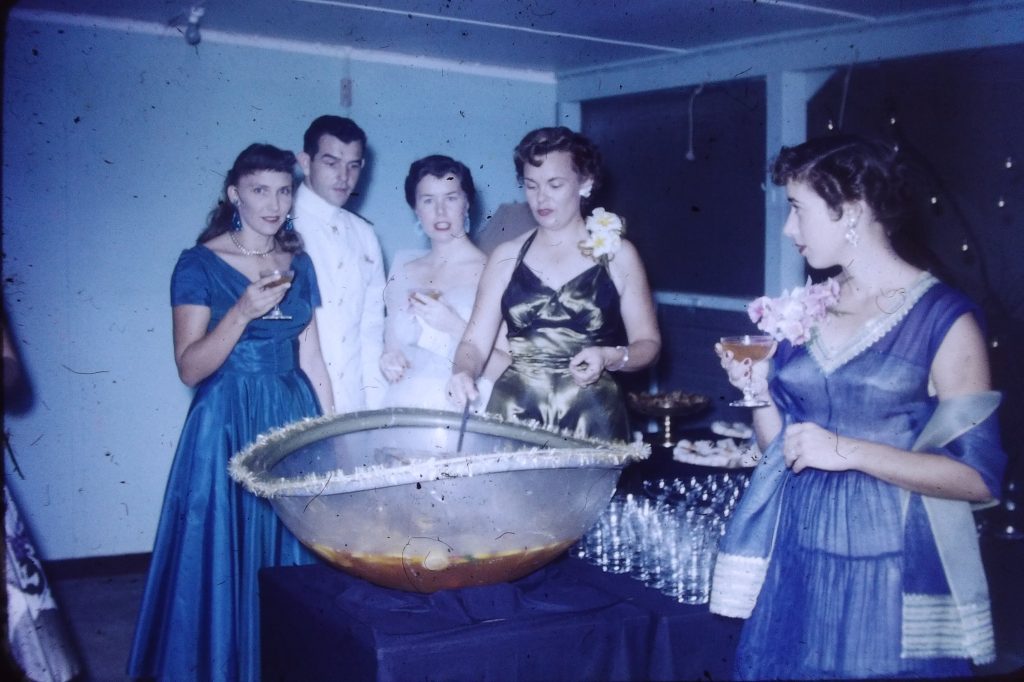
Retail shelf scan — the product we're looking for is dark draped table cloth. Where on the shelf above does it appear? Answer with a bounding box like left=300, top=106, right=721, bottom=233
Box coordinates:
left=260, top=554, right=740, bottom=681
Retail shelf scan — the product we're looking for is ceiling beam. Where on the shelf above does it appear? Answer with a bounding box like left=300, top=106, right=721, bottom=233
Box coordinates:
left=557, top=1, right=1024, bottom=101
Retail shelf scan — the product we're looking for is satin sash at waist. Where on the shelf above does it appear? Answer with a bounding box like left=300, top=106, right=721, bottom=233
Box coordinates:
left=216, top=340, right=298, bottom=375
left=509, top=354, right=573, bottom=372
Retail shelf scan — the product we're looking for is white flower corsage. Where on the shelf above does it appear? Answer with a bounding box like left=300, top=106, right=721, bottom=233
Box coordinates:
left=747, top=277, right=840, bottom=345
left=579, top=207, right=624, bottom=263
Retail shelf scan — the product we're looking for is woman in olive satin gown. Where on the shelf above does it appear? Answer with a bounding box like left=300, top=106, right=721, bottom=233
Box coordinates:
left=447, top=127, right=660, bottom=440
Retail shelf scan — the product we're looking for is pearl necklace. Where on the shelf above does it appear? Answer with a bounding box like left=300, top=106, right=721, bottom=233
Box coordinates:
left=229, top=230, right=275, bottom=257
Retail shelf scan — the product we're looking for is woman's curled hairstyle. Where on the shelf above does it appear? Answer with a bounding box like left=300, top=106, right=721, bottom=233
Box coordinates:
left=199, top=143, right=303, bottom=253
left=513, top=127, right=602, bottom=204
left=771, top=135, right=913, bottom=236
left=404, top=155, right=476, bottom=210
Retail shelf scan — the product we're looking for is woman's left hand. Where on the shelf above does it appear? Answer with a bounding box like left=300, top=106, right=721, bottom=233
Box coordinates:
left=380, top=349, right=410, bottom=383
left=409, top=292, right=463, bottom=335
left=568, top=346, right=609, bottom=387
left=783, top=422, right=857, bottom=473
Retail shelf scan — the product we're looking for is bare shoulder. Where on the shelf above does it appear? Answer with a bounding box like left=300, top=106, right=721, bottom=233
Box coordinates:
left=388, top=248, right=426, bottom=275
left=465, top=243, right=488, bottom=266
left=462, top=248, right=488, bottom=280
left=203, top=233, right=232, bottom=256
left=932, top=310, right=991, bottom=398
left=608, top=237, right=644, bottom=272
left=498, top=228, right=533, bottom=250
left=487, top=236, right=527, bottom=272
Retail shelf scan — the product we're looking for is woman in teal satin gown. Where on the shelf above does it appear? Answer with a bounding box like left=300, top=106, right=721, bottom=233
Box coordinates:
left=448, top=127, right=660, bottom=441
left=128, top=144, right=333, bottom=681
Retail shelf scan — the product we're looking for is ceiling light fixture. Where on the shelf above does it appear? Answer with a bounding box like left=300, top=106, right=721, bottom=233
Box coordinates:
left=185, top=4, right=205, bottom=46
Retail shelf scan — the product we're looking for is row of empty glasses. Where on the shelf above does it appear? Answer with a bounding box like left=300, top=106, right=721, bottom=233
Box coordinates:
left=573, top=473, right=750, bottom=604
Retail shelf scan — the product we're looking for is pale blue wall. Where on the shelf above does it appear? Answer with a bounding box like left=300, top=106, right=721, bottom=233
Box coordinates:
left=2, top=15, right=555, bottom=559
left=7, top=3, right=1018, bottom=561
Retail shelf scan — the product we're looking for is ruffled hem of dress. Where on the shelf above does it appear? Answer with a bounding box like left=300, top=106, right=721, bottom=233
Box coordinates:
left=709, top=552, right=767, bottom=618
left=902, top=593, right=995, bottom=664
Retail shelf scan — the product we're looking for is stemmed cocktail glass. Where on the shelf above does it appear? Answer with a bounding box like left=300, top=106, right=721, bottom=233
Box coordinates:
left=719, top=335, right=775, bottom=407
left=260, top=269, right=294, bottom=320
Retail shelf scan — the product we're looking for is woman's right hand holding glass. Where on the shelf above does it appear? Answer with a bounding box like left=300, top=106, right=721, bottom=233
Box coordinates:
left=715, top=341, right=774, bottom=402
left=409, top=290, right=464, bottom=336
left=236, top=273, right=291, bottom=321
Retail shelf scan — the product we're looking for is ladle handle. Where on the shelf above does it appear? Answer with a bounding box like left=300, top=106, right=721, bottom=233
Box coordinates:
left=456, top=402, right=470, bottom=453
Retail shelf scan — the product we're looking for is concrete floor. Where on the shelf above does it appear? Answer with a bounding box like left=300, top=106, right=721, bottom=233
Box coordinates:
left=27, top=535, right=1024, bottom=681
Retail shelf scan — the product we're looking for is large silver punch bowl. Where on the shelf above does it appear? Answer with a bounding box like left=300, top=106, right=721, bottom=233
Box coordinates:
left=229, top=408, right=648, bottom=592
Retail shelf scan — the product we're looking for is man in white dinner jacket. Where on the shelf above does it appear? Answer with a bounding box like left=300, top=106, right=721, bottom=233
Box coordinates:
left=294, top=115, right=385, bottom=412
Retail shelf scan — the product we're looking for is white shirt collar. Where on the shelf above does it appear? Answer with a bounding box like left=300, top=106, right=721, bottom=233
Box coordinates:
left=296, top=182, right=345, bottom=222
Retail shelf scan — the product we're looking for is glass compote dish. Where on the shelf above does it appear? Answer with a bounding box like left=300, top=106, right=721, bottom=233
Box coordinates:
left=259, top=269, right=294, bottom=320
left=627, top=390, right=710, bottom=447
left=719, top=335, right=775, bottom=407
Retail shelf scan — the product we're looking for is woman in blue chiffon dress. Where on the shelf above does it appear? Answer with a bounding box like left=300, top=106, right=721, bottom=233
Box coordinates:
left=709, top=135, right=1006, bottom=679
left=128, top=144, right=333, bottom=681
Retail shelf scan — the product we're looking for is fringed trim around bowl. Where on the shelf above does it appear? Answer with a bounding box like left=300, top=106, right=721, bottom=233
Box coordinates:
left=228, top=408, right=650, bottom=499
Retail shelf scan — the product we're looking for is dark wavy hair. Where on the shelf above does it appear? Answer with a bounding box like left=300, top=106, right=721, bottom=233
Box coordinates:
left=303, top=115, right=367, bottom=156
left=404, top=155, right=476, bottom=209
left=513, top=127, right=602, bottom=207
left=770, top=134, right=914, bottom=237
left=198, top=143, right=303, bottom=253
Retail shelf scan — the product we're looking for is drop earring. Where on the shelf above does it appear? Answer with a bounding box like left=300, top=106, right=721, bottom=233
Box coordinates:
left=463, top=213, right=471, bottom=234
left=844, top=216, right=859, bottom=247
left=232, top=206, right=242, bottom=232
left=283, top=213, right=295, bottom=232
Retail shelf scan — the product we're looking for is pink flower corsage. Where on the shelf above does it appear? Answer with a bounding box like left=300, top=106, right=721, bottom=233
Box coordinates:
left=748, top=277, right=840, bottom=345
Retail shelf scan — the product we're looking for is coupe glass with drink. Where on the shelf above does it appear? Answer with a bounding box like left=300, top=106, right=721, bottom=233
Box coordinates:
left=719, top=334, right=775, bottom=407
left=259, top=269, right=294, bottom=320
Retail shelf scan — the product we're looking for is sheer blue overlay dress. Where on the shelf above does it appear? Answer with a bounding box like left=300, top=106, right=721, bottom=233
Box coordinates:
left=721, top=274, right=1006, bottom=680
left=128, top=246, right=320, bottom=681
left=485, top=231, right=630, bottom=441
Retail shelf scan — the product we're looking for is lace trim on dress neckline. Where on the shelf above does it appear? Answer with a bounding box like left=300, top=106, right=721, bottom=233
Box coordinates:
left=808, top=272, right=937, bottom=375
